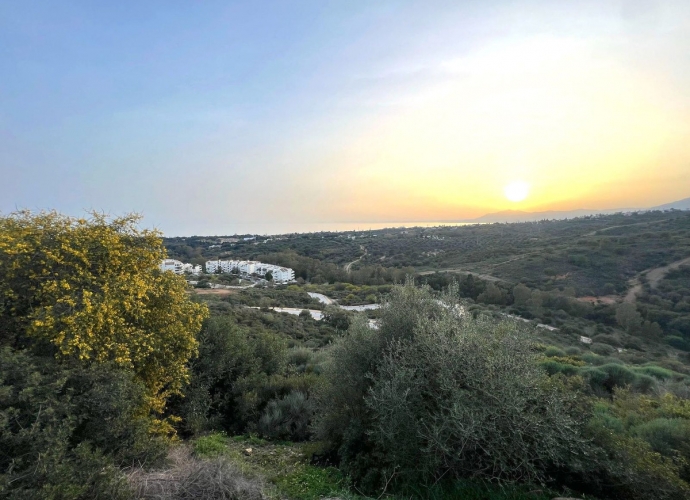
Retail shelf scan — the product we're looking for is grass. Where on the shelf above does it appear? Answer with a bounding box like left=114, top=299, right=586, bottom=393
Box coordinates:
left=193, top=433, right=349, bottom=500
left=193, top=432, right=228, bottom=456
left=190, top=433, right=593, bottom=500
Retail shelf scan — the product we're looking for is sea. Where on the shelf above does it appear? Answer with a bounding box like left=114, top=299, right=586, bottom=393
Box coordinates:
left=204, top=221, right=479, bottom=236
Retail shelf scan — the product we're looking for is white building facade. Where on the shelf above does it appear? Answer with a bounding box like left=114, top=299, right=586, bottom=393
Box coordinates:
left=205, top=259, right=295, bottom=283
left=159, top=259, right=202, bottom=275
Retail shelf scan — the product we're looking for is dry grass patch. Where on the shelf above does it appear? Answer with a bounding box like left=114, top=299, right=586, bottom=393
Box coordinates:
left=128, top=446, right=266, bottom=500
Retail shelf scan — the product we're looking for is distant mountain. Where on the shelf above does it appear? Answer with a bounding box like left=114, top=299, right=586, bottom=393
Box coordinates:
left=651, top=197, right=690, bottom=211
left=452, top=195, right=690, bottom=224
left=466, top=208, right=634, bottom=223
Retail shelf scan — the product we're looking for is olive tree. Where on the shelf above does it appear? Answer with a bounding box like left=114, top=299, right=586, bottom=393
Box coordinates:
left=314, top=280, right=590, bottom=490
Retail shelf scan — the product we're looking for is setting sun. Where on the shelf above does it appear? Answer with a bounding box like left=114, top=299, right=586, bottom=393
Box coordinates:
left=504, top=181, right=530, bottom=203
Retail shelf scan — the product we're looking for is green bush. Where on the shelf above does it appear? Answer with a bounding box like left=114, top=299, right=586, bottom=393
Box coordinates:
left=274, top=465, right=343, bottom=500
left=633, top=365, right=675, bottom=381
left=584, top=390, right=690, bottom=498
left=581, top=367, right=610, bottom=394
left=0, top=348, right=154, bottom=499
left=173, top=315, right=289, bottom=435
left=581, top=353, right=606, bottom=365
left=597, top=363, right=637, bottom=391
left=586, top=429, right=690, bottom=500
left=287, top=347, right=327, bottom=374
left=632, top=374, right=657, bottom=393
left=315, top=282, right=592, bottom=491
left=631, top=418, right=690, bottom=458
left=544, top=346, right=566, bottom=357
left=193, top=432, right=228, bottom=457
left=539, top=359, right=580, bottom=376
left=258, top=391, right=312, bottom=441
left=591, top=342, right=616, bottom=356
left=666, top=336, right=690, bottom=351
left=592, top=333, right=623, bottom=347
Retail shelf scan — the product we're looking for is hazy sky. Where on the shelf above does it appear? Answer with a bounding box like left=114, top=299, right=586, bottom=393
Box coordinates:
left=2, top=1, right=689, bottom=235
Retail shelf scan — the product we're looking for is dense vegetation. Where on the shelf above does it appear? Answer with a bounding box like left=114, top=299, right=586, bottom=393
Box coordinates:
left=0, top=212, right=207, bottom=498
left=3, top=209, right=690, bottom=499
left=165, top=210, right=690, bottom=293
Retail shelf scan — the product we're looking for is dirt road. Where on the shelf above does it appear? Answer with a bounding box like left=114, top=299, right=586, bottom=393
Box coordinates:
left=583, top=218, right=670, bottom=237
left=345, top=245, right=367, bottom=272
left=624, top=255, right=690, bottom=303
left=417, top=268, right=508, bottom=283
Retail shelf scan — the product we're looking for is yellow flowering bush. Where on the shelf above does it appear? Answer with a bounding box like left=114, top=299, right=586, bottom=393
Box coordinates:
left=0, top=210, right=208, bottom=422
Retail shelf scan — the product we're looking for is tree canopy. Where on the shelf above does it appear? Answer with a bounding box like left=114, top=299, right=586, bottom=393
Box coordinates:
left=0, top=211, right=208, bottom=418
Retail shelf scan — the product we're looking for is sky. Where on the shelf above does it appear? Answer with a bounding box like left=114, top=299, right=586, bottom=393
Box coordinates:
left=1, top=0, right=689, bottom=235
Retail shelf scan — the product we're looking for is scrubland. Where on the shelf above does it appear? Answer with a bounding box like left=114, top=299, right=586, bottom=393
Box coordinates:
left=3, top=210, right=690, bottom=499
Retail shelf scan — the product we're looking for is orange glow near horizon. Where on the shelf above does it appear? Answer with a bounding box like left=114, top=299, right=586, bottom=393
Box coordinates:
left=307, top=36, right=690, bottom=222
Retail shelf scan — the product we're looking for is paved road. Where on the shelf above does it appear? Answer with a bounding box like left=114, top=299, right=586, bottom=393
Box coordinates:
left=307, top=292, right=334, bottom=305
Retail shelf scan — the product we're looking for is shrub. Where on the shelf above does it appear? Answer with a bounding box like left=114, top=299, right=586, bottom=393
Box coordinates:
left=368, top=317, right=590, bottom=485
left=631, top=418, right=690, bottom=457
left=173, top=316, right=289, bottom=435
left=666, top=336, right=690, bottom=351
left=128, top=447, right=265, bottom=500
left=591, top=343, right=616, bottom=356
left=544, top=346, right=566, bottom=357
left=581, top=367, right=610, bottom=394
left=581, top=353, right=606, bottom=365
left=583, top=390, right=690, bottom=498
left=634, top=365, right=675, bottom=381
left=315, top=282, right=592, bottom=491
left=599, top=363, right=637, bottom=389
left=258, top=391, right=312, bottom=441
left=632, top=374, right=657, bottom=393
left=540, top=359, right=580, bottom=376
left=287, top=348, right=327, bottom=374
left=593, top=334, right=623, bottom=347
left=0, top=348, right=156, bottom=499
left=0, top=211, right=208, bottom=422
left=585, top=430, right=690, bottom=500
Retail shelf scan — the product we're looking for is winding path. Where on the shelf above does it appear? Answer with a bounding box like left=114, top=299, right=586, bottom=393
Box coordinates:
left=417, top=268, right=508, bottom=283
left=583, top=218, right=670, bottom=237
left=624, top=256, right=690, bottom=303
left=345, top=245, right=367, bottom=272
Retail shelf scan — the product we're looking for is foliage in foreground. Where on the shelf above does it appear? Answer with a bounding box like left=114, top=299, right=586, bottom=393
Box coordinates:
left=172, top=315, right=317, bottom=440
left=0, top=211, right=208, bottom=419
left=0, top=348, right=167, bottom=499
left=0, top=211, right=207, bottom=498
left=314, top=282, right=590, bottom=489
left=190, top=432, right=566, bottom=500
left=314, top=281, right=690, bottom=499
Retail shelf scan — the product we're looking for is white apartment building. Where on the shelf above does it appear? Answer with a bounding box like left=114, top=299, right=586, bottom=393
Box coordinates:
left=205, top=259, right=295, bottom=283
left=159, top=259, right=202, bottom=275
